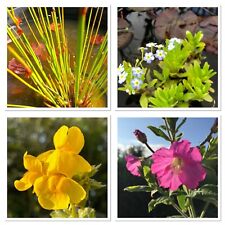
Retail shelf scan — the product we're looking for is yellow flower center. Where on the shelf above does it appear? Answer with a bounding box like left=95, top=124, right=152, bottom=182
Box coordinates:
left=171, top=157, right=183, bottom=173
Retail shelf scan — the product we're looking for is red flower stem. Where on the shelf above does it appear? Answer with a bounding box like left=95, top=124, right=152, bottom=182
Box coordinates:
left=145, top=143, right=155, bottom=154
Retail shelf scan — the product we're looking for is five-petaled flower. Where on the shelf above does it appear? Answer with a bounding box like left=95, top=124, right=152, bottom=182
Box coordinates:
left=144, top=52, right=155, bottom=64
left=131, top=78, right=143, bottom=90
left=14, top=125, right=92, bottom=210
left=151, top=140, right=206, bottom=191
left=132, top=67, right=144, bottom=77
left=155, top=50, right=166, bottom=61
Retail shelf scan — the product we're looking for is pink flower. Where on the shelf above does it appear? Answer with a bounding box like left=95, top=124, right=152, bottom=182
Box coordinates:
left=125, top=154, right=141, bottom=177
left=151, top=140, right=206, bottom=191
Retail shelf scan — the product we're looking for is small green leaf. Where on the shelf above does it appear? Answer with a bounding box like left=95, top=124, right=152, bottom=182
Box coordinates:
left=177, top=195, right=187, bottom=211
left=140, top=93, right=149, bottom=108
left=149, top=79, right=158, bottom=88
left=142, top=165, right=155, bottom=185
left=175, top=132, right=183, bottom=141
left=148, top=196, right=171, bottom=213
left=176, top=118, right=187, bottom=132
left=89, top=179, right=105, bottom=189
left=203, top=94, right=213, bottom=102
left=50, top=210, right=70, bottom=218
left=78, top=207, right=96, bottom=218
left=89, top=164, right=102, bottom=177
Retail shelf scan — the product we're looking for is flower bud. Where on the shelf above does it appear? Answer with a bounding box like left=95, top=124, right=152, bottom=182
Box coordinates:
left=134, top=129, right=147, bottom=144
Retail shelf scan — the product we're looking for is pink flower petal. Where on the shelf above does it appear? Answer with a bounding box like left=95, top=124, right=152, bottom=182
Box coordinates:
left=151, top=147, right=173, bottom=161
left=179, top=162, right=206, bottom=189
left=171, top=140, right=190, bottom=157
left=157, top=167, right=182, bottom=190
left=189, top=147, right=202, bottom=162
left=125, top=154, right=141, bottom=177
left=151, top=158, right=172, bottom=175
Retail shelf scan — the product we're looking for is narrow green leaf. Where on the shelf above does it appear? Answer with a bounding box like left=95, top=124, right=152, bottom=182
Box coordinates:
left=147, top=125, right=170, bottom=141
left=148, top=196, right=171, bottom=213
left=124, top=185, right=154, bottom=192
left=176, top=118, right=187, bottom=132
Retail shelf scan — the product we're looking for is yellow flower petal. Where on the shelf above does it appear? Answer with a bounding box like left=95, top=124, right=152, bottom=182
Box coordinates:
left=14, top=171, right=40, bottom=191
left=47, top=150, right=91, bottom=178
left=72, top=154, right=92, bottom=175
left=23, top=152, right=42, bottom=173
left=63, top=126, right=85, bottom=154
left=53, top=125, right=68, bottom=149
left=59, top=177, right=86, bottom=204
left=38, top=192, right=70, bottom=210
left=37, top=150, right=54, bottom=162
left=34, top=175, right=75, bottom=210
left=54, top=126, right=85, bottom=154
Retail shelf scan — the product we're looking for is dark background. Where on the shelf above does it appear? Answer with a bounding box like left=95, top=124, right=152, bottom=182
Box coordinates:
left=7, top=118, right=107, bottom=218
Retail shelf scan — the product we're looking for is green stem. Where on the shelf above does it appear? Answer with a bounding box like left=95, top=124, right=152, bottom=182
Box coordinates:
left=184, top=187, right=196, bottom=218
left=70, top=204, right=78, bottom=217
left=171, top=201, right=188, bottom=218
left=189, top=198, right=196, bottom=217
left=75, top=7, right=87, bottom=106
left=157, top=188, right=188, bottom=218
left=200, top=202, right=210, bottom=218
left=164, top=118, right=173, bottom=143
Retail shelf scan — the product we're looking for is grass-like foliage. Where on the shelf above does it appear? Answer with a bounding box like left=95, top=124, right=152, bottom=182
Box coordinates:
left=7, top=7, right=107, bottom=107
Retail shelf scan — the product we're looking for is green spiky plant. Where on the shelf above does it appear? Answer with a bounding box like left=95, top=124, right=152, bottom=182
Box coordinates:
left=7, top=7, right=107, bottom=107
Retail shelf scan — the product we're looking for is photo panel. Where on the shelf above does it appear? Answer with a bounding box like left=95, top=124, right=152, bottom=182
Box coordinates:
left=7, top=117, right=108, bottom=218
left=118, top=117, right=218, bottom=218
left=117, top=7, right=218, bottom=108
left=7, top=7, right=108, bottom=108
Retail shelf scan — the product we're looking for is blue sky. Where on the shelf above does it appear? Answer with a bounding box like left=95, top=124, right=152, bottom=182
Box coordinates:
left=118, top=117, right=216, bottom=155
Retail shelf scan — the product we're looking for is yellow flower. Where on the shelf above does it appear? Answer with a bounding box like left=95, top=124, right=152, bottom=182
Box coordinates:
left=46, top=125, right=92, bottom=178
left=14, top=152, right=43, bottom=191
left=14, top=125, right=92, bottom=210
left=34, top=174, right=86, bottom=210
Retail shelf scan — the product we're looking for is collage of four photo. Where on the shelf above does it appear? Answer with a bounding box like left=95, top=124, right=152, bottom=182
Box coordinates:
left=3, top=1, right=222, bottom=224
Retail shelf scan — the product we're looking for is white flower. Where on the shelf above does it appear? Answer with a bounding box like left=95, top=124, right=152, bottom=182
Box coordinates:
left=167, top=37, right=182, bottom=51
left=131, top=78, right=143, bottom=90
left=143, top=52, right=155, bottom=64
left=156, top=44, right=164, bottom=49
left=169, top=37, right=182, bottom=44
left=117, top=64, right=124, bottom=76
left=118, top=71, right=128, bottom=84
left=155, top=49, right=166, bottom=60
left=132, top=67, right=144, bottom=77
left=168, top=43, right=175, bottom=50
left=146, top=42, right=157, bottom=48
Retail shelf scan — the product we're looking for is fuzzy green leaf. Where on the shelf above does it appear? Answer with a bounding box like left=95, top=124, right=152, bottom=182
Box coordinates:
left=148, top=196, right=171, bottom=213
